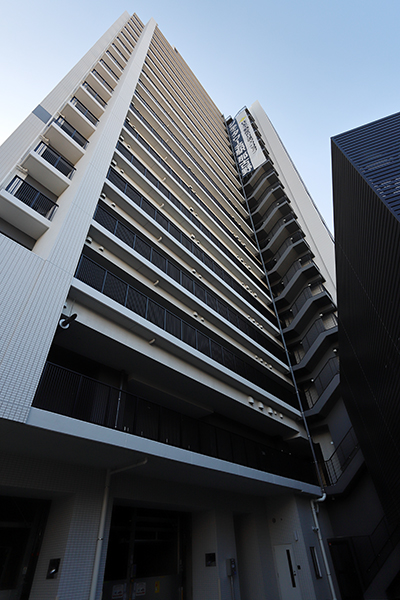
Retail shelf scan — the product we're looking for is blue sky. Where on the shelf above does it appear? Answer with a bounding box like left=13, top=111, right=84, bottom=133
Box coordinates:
left=1, top=0, right=399, bottom=232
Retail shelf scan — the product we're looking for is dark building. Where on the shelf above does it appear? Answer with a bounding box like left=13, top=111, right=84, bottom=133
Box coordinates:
left=332, top=112, right=400, bottom=590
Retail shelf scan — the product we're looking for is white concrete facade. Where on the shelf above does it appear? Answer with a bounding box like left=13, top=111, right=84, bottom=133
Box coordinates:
left=0, top=12, right=344, bottom=600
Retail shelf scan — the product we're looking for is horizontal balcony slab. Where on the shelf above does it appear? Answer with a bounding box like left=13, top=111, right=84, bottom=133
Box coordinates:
left=22, top=151, right=71, bottom=196
left=86, top=71, right=113, bottom=102
left=75, top=85, right=106, bottom=119
left=68, top=280, right=301, bottom=421
left=45, top=122, right=86, bottom=164
left=61, top=102, right=96, bottom=139
left=0, top=187, right=51, bottom=239
left=20, top=409, right=321, bottom=497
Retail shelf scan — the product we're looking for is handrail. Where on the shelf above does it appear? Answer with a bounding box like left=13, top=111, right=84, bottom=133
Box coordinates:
left=324, top=427, right=358, bottom=485
left=5, top=176, right=58, bottom=220
left=74, top=254, right=292, bottom=401
left=99, top=59, right=119, bottom=81
left=349, top=518, right=400, bottom=588
left=92, top=69, right=114, bottom=94
left=54, top=116, right=88, bottom=148
left=304, top=356, right=339, bottom=408
left=94, top=203, right=283, bottom=356
left=70, top=97, right=99, bottom=126
left=298, top=314, right=338, bottom=355
left=33, top=361, right=315, bottom=483
left=82, top=82, right=107, bottom=108
left=106, top=166, right=275, bottom=321
left=34, top=142, right=75, bottom=179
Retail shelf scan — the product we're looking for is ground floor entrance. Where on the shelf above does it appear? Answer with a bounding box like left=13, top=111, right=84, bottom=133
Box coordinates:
left=0, top=496, right=49, bottom=600
left=103, top=505, right=191, bottom=600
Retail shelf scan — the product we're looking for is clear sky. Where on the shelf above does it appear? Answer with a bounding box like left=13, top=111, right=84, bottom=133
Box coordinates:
left=1, top=0, right=399, bottom=232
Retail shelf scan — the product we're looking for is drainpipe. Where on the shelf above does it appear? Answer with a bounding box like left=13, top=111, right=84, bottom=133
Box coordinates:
left=88, top=458, right=148, bottom=600
left=310, top=493, right=337, bottom=600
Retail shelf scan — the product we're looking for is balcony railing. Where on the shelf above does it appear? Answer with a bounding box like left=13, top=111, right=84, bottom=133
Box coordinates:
left=92, top=69, right=114, bottom=94
left=265, top=233, right=306, bottom=271
left=6, top=177, right=58, bottom=220
left=106, top=50, right=124, bottom=71
left=75, top=254, right=293, bottom=402
left=304, top=356, right=339, bottom=408
left=54, top=116, right=88, bottom=148
left=70, top=97, right=99, bottom=126
left=34, top=142, right=75, bottom=179
left=82, top=82, right=107, bottom=107
left=106, top=167, right=274, bottom=322
left=299, top=314, right=337, bottom=354
left=99, top=59, right=119, bottom=81
left=111, top=42, right=128, bottom=63
left=324, top=427, right=359, bottom=486
left=33, top=361, right=316, bottom=484
left=94, top=203, right=284, bottom=360
left=348, top=518, right=400, bottom=589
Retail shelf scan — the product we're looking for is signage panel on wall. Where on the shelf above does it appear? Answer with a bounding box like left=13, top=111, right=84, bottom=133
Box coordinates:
left=228, top=109, right=266, bottom=177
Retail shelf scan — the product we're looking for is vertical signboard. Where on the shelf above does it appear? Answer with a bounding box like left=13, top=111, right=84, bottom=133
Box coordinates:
left=228, top=109, right=266, bottom=177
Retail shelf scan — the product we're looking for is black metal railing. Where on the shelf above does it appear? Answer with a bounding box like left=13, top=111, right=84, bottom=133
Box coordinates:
left=261, top=215, right=297, bottom=248
left=276, top=256, right=319, bottom=294
left=92, top=69, right=114, bottom=94
left=126, top=106, right=253, bottom=251
left=54, top=116, right=88, bottom=148
left=6, top=177, right=58, bottom=220
left=265, top=233, right=306, bottom=271
left=111, top=42, right=128, bottom=63
left=299, top=314, right=337, bottom=355
left=255, top=198, right=291, bottom=234
left=349, top=519, right=400, bottom=589
left=33, top=361, right=316, bottom=483
left=99, top=59, right=119, bottom=81
left=34, top=142, right=75, bottom=179
left=94, top=203, right=284, bottom=360
left=70, top=97, right=99, bottom=126
left=116, top=36, right=132, bottom=57
left=324, top=427, right=359, bottom=485
left=82, top=82, right=107, bottom=107
left=252, top=184, right=286, bottom=221
left=304, top=356, right=339, bottom=408
left=289, top=284, right=326, bottom=321
left=134, top=88, right=246, bottom=227
left=105, top=167, right=275, bottom=322
left=106, top=50, right=124, bottom=71
left=75, top=254, right=293, bottom=402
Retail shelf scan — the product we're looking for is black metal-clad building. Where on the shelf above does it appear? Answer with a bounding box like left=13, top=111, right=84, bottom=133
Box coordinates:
left=332, top=112, right=400, bottom=529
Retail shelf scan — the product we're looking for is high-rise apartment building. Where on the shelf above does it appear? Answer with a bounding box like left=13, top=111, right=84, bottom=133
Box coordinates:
left=0, top=11, right=398, bottom=600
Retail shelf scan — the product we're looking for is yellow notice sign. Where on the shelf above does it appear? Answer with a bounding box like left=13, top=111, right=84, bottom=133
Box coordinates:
left=155, top=581, right=160, bottom=593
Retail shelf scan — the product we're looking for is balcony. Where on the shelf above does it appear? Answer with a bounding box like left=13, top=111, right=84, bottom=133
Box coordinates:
left=61, top=98, right=98, bottom=139
left=303, top=356, right=340, bottom=412
left=320, top=427, right=363, bottom=494
left=44, top=116, right=88, bottom=165
left=86, top=70, right=114, bottom=102
left=292, top=315, right=338, bottom=373
left=74, top=253, right=291, bottom=401
left=0, top=176, right=58, bottom=239
left=74, top=82, right=107, bottom=119
left=96, top=59, right=119, bottom=90
left=32, top=361, right=317, bottom=485
left=22, top=142, right=75, bottom=196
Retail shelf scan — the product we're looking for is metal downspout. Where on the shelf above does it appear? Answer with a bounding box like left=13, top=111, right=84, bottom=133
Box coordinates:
left=224, top=117, right=324, bottom=491
left=88, top=458, right=148, bottom=600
